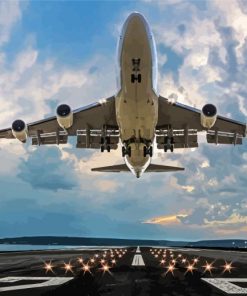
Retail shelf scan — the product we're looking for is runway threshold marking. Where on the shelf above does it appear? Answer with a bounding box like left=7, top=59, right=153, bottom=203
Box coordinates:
left=0, top=277, right=73, bottom=292
left=131, top=246, right=145, bottom=266
left=202, top=278, right=247, bottom=295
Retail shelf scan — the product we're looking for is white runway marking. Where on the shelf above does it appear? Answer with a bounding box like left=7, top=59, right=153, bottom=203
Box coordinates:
left=132, top=247, right=144, bottom=266
left=202, top=278, right=247, bottom=295
left=132, top=254, right=145, bottom=266
left=0, top=277, right=73, bottom=292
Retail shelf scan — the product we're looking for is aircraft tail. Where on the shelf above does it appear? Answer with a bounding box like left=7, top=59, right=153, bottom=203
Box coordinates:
left=91, top=164, right=184, bottom=173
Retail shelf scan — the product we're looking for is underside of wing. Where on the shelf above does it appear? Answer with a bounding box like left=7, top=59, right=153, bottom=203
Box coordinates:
left=157, top=96, right=246, bottom=149
left=0, top=96, right=119, bottom=150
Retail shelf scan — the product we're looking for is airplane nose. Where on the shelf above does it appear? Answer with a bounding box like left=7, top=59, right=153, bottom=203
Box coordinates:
left=123, top=12, right=148, bottom=38
left=125, top=12, right=146, bottom=30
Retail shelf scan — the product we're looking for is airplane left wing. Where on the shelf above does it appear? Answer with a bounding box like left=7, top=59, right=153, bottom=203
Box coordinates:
left=0, top=96, right=119, bottom=149
left=157, top=96, right=246, bottom=149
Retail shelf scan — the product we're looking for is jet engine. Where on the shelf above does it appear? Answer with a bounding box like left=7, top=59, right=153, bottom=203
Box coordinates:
left=200, top=104, right=217, bottom=129
left=56, top=104, right=73, bottom=129
left=12, top=119, right=27, bottom=142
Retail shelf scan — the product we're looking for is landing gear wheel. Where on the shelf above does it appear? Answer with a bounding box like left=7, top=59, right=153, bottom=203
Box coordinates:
left=122, top=146, right=125, bottom=157
left=127, top=146, right=131, bottom=157
left=143, top=146, right=147, bottom=157
left=149, top=146, right=153, bottom=157
left=131, top=74, right=135, bottom=83
left=164, top=146, right=167, bottom=152
left=170, top=145, right=174, bottom=152
left=138, top=74, right=141, bottom=83
left=100, top=145, right=105, bottom=153
left=107, top=145, right=111, bottom=152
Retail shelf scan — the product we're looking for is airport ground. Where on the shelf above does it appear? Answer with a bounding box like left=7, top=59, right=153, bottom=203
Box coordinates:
left=0, top=246, right=247, bottom=295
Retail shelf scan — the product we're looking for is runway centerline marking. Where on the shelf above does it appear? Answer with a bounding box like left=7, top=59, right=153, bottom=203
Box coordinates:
left=0, top=277, right=73, bottom=292
left=132, top=247, right=145, bottom=266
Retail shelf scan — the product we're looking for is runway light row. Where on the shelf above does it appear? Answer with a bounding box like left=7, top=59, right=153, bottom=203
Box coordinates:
left=44, top=248, right=128, bottom=275
left=149, top=249, right=235, bottom=276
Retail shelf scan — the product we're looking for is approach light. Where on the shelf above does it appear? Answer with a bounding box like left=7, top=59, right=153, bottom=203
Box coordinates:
left=78, top=257, right=83, bottom=264
left=203, top=261, right=215, bottom=274
left=223, top=262, right=233, bottom=273
left=44, top=261, right=54, bottom=273
left=165, top=264, right=176, bottom=275
left=64, top=262, right=73, bottom=273
left=82, top=264, right=91, bottom=274
left=193, top=258, right=199, bottom=264
left=185, top=264, right=196, bottom=274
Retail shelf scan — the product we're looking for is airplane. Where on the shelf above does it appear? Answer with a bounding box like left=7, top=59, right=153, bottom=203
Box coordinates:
left=0, top=12, right=246, bottom=178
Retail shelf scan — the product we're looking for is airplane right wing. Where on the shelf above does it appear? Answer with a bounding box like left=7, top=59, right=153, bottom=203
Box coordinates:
left=156, top=96, right=246, bottom=149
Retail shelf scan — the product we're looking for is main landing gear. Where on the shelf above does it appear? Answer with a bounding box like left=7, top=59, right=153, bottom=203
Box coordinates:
left=131, top=73, right=142, bottom=83
left=143, top=146, right=153, bottom=157
left=122, top=146, right=131, bottom=157
left=100, top=136, right=111, bottom=153
left=164, top=136, right=174, bottom=152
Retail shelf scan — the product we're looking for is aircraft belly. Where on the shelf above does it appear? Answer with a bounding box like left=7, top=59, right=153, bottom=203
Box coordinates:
left=116, top=91, right=158, bottom=142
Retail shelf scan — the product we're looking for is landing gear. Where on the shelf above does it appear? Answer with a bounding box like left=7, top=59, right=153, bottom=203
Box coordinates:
left=100, top=136, right=111, bottom=153
left=164, top=136, right=174, bottom=152
left=131, top=58, right=141, bottom=83
left=122, top=146, right=131, bottom=157
left=144, top=146, right=153, bottom=157
left=131, top=74, right=142, bottom=83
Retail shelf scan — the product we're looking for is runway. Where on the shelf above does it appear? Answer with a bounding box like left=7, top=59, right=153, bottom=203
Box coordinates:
left=0, top=246, right=247, bottom=295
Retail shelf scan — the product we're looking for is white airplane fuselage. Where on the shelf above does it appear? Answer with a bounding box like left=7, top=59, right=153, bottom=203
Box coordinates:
left=116, top=13, right=158, bottom=178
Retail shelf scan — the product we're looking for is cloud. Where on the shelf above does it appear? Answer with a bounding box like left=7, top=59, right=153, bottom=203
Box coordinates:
left=143, top=213, right=188, bottom=225
left=204, top=213, right=247, bottom=227
left=94, top=179, right=120, bottom=193
left=17, top=147, right=78, bottom=191
left=0, top=1, right=23, bottom=46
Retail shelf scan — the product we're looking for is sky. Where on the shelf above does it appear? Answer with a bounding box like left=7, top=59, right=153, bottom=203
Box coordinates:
left=0, top=0, right=247, bottom=241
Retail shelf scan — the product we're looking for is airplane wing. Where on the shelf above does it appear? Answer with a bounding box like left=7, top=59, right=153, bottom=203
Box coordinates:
left=156, top=96, right=246, bottom=148
left=0, top=96, right=119, bottom=149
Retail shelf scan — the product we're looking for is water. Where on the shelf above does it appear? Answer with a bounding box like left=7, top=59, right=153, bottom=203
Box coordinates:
left=0, top=244, right=82, bottom=252
left=0, top=244, right=124, bottom=252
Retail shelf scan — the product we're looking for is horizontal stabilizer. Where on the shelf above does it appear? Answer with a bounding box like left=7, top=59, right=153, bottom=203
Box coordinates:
left=91, top=164, right=129, bottom=172
left=146, top=164, right=184, bottom=172
left=91, top=164, right=184, bottom=173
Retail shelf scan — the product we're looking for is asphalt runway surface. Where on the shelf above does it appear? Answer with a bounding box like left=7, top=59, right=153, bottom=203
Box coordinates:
left=0, top=246, right=247, bottom=295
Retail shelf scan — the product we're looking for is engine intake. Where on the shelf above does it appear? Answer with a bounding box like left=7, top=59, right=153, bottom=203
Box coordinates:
left=201, top=104, right=217, bottom=129
left=56, top=104, right=73, bottom=129
left=12, top=119, right=27, bottom=142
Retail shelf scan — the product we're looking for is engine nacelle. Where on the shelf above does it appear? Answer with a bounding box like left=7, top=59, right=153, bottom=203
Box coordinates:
left=56, top=104, right=73, bottom=129
left=200, top=104, right=217, bottom=129
left=12, top=119, right=27, bottom=142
